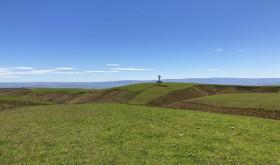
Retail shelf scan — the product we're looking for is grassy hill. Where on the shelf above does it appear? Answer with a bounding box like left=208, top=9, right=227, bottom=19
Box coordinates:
left=189, top=93, right=280, bottom=110
left=0, top=96, right=56, bottom=105
left=31, top=88, right=95, bottom=94
left=2, top=83, right=280, bottom=119
left=17, top=83, right=280, bottom=109
left=25, top=83, right=197, bottom=105
left=114, top=83, right=156, bottom=92
left=119, top=83, right=196, bottom=105
left=0, top=103, right=279, bottom=164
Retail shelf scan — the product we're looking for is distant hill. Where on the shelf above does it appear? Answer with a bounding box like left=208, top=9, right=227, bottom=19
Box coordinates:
left=1, top=78, right=280, bottom=89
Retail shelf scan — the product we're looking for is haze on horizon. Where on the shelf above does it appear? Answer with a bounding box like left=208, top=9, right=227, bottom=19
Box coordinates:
left=1, top=0, right=280, bottom=82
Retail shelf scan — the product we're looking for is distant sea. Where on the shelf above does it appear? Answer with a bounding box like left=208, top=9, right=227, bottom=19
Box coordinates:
left=1, top=78, right=280, bottom=89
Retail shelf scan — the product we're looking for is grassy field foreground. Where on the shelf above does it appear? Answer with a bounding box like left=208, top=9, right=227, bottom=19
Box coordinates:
left=0, top=103, right=280, bottom=164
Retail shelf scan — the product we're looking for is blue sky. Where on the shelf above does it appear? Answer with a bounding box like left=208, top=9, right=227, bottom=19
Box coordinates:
left=1, top=0, right=280, bottom=82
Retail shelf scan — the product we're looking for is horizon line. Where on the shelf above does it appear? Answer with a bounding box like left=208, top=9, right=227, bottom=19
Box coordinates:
left=2, top=77, right=280, bottom=83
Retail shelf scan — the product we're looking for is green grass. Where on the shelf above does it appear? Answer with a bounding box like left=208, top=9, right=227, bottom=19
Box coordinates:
left=189, top=93, right=280, bottom=110
left=1, top=103, right=279, bottom=164
left=0, top=96, right=55, bottom=105
left=114, top=83, right=155, bottom=92
left=128, top=83, right=196, bottom=105
left=31, top=88, right=95, bottom=94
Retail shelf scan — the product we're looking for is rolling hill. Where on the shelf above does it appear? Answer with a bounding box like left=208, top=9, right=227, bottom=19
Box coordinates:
left=1, top=82, right=280, bottom=119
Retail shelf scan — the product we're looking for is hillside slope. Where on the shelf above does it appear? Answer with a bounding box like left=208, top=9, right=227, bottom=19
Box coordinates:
left=2, top=83, right=280, bottom=119
left=148, top=85, right=279, bottom=107
left=25, top=83, right=197, bottom=105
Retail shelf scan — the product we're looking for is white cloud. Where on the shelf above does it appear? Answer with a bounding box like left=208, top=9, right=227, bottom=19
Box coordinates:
left=0, top=67, right=34, bottom=71
left=0, top=75, right=18, bottom=78
left=208, top=69, right=221, bottom=71
left=16, top=70, right=58, bottom=75
left=0, top=69, right=82, bottom=75
left=18, top=70, right=81, bottom=75
left=107, top=64, right=120, bottom=66
left=55, top=67, right=76, bottom=70
left=54, top=71, right=80, bottom=74
left=13, top=67, right=33, bottom=70
left=0, top=70, right=13, bottom=75
left=84, top=70, right=119, bottom=73
left=0, top=68, right=12, bottom=71
left=112, top=67, right=152, bottom=71
left=0, top=66, right=124, bottom=77
left=214, top=48, right=223, bottom=52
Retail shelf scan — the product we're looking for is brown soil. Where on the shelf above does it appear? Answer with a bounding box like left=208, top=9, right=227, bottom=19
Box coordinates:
left=69, top=89, right=137, bottom=104
left=26, top=89, right=137, bottom=104
left=166, top=101, right=280, bottom=120
left=0, top=88, right=27, bottom=93
left=0, top=88, right=30, bottom=96
left=26, top=92, right=82, bottom=104
left=66, top=92, right=103, bottom=104
left=0, top=101, right=40, bottom=110
left=148, top=85, right=279, bottom=107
